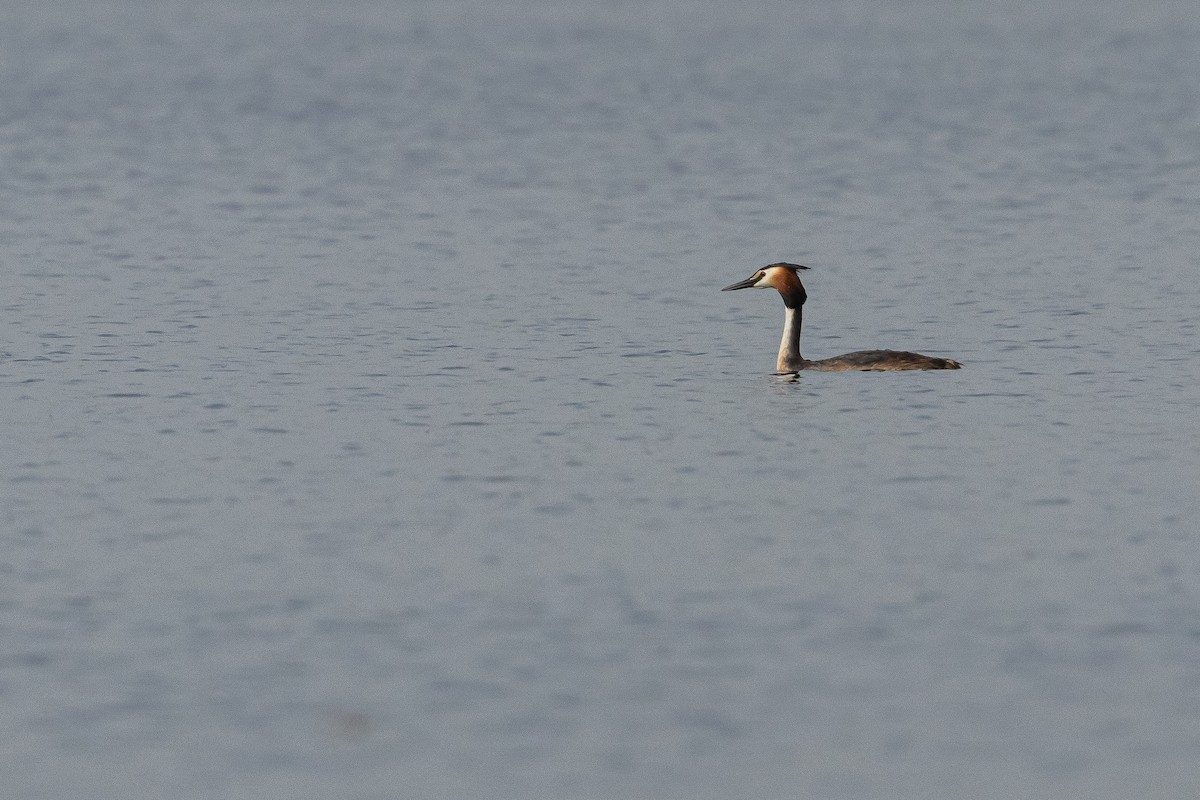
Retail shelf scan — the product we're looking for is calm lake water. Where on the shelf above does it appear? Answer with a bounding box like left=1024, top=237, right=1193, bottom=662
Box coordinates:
left=3, top=1, right=1200, bottom=798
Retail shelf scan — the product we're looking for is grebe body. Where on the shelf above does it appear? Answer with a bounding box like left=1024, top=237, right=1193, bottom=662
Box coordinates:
left=723, top=263, right=962, bottom=373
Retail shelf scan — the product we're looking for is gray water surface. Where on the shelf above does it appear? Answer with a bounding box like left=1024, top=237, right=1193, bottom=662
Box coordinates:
left=4, top=1, right=1200, bottom=798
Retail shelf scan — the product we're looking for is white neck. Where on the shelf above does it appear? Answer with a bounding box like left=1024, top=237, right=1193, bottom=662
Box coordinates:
left=776, top=306, right=804, bottom=372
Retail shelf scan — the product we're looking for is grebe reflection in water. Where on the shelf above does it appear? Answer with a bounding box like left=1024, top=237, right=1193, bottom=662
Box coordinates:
left=723, top=263, right=962, bottom=372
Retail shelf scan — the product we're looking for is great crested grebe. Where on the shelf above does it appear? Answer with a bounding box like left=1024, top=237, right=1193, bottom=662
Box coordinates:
left=723, top=263, right=962, bottom=372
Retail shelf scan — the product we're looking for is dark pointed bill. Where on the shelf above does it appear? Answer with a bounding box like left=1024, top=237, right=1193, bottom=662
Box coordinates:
left=721, top=274, right=760, bottom=291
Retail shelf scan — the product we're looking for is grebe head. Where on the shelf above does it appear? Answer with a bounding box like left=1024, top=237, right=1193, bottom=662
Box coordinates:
left=722, top=263, right=809, bottom=308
